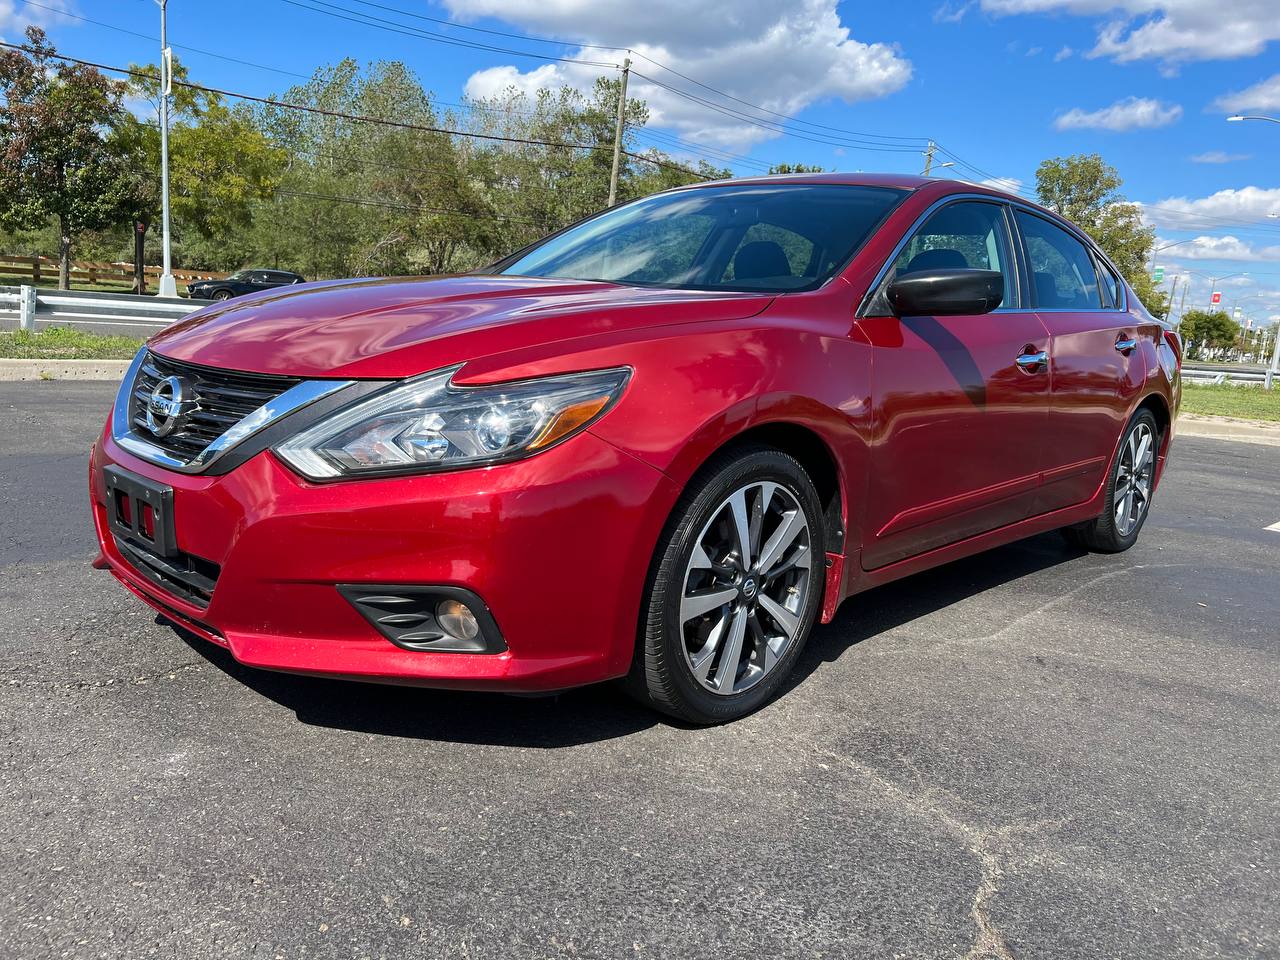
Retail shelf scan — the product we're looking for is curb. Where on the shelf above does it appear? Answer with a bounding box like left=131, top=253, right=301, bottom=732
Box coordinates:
left=1178, top=415, right=1280, bottom=447
left=0, top=358, right=130, bottom=381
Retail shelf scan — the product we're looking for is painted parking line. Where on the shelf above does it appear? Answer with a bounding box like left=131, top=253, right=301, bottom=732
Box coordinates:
left=1266, top=521, right=1280, bottom=532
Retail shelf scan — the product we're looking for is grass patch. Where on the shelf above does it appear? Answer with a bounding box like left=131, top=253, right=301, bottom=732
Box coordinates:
left=0, top=327, right=145, bottom=360
left=1182, top=382, right=1280, bottom=423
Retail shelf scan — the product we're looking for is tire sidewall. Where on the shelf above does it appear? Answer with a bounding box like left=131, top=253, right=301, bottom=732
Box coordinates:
left=649, top=450, right=826, bottom=723
left=1102, top=410, right=1159, bottom=550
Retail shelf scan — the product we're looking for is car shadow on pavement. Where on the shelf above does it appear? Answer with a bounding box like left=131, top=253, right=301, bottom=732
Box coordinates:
left=165, top=531, right=1086, bottom=745
left=783, top=531, right=1088, bottom=691
left=168, top=626, right=663, bottom=747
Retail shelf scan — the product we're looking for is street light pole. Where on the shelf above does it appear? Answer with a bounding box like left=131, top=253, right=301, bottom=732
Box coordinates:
left=1207, top=272, right=1248, bottom=311
left=1267, top=324, right=1280, bottom=390
left=1227, top=114, right=1280, bottom=124
left=920, top=141, right=954, bottom=176
left=156, top=0, right=177, bottom=298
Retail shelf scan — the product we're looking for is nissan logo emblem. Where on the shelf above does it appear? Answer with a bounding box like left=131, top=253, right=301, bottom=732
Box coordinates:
left=145, top=375, right=195, bottom=438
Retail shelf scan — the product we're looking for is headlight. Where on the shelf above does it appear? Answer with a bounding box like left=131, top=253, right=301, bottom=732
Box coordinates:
left=274, top=365, right=631, bottom=480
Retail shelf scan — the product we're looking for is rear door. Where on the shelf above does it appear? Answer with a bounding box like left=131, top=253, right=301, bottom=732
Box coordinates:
left=1013, top=209, right=1145, bottom=513
left=860, top=199, right=1052, bottom=569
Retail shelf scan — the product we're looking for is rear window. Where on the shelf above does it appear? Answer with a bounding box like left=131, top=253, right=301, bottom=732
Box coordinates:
left=1015, top=210, right=1102, bottom=310
left=498, top=184, right=906, bottom=293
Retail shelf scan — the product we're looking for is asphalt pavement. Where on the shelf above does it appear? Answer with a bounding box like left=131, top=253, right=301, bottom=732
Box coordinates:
left=2, top=381, right=1278, bottom=960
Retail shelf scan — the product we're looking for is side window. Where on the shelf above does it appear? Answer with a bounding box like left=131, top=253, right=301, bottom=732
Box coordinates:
left=1015, top=211, right=1101, bottom=310
left=722, top=222, right=816, bottom=287
left=1095, top=257, right=1122, bottom=309
left=890, top=201, right=1014, bottom=308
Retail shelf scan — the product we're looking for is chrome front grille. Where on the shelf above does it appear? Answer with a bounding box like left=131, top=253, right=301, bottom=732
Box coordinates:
left=129, top=352, right=302, bottom=462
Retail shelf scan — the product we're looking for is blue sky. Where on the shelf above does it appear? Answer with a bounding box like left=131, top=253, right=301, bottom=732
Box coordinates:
left=5, top=0, right=1280, bottom=322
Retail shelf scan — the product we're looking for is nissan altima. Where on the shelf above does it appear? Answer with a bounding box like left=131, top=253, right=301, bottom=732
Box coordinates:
left=90, top=174, right=1180, bottom=724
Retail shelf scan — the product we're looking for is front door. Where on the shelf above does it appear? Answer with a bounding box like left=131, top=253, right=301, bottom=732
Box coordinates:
left=859, top=200, right=1051, bottom=570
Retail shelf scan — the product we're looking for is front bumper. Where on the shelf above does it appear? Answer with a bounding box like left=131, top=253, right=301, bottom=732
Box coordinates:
left=91, top=421, right=680, bottom=691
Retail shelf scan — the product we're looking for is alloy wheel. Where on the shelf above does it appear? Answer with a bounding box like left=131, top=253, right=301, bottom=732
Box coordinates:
left=1114, top=421, right=1155, bottom=537
left=679, top=481, right=812, bottom=696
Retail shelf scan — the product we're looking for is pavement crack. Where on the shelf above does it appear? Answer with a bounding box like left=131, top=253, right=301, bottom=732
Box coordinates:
left=820, top=750, right=1065, bottom=960
left=3, top=660, right=205, bottom=689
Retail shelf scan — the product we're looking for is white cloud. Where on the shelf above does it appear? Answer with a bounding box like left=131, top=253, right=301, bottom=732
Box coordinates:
left=465, top=63, right=563, bottom=102
left=979, top=0, right=1280, bottom=66
left=1214, top=73, right=1280, bottom=113
left=1144, top=185, right=1280, bottom=229
left=0, top=0, right=72, bottom=33
left=978, top=176, right=1024, bottom=192
left=446, top=0, right=913, bottom=150
left=933, top=1, right=976, bottom=22
left=1189, top=150, right=1251, bottom=164
left=1054, top=96, right=1182, bottom=131
left=1053, top=45, right=1074, bottom=61
left=1157, top=235, right=1280, bottom=262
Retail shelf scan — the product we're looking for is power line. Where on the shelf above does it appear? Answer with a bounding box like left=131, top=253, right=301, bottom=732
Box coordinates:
left=334, top=0, right=629, bottom=54
left=19, top=0, right=313, bottom=80
left=302, top=0, right=929, bottom=147
left=631, top=70, right=924, bottom=154
left=276, top=189, right=543, bottom=225
left=0, top=40, right=714, bottom=182
left=276, top=0, right=618, bottom=69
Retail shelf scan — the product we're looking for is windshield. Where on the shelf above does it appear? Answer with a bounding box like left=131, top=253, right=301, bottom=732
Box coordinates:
left=226, top=271, right=249, bottom=281
left=497, top=183, right=906, bottom=293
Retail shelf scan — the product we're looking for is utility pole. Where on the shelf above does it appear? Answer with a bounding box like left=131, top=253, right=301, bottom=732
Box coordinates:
left=607, top=57, right=631, bottom=208
left=1174, top=279, right=1188, bottom=329
left=1166, top=274, right=1179, bottom=322
left=155, top=1, right=177, bottom=298
left=922, top=140, right=936, bottom=177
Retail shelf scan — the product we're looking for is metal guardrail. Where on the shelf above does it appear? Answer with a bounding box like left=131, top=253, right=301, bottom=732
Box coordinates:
left=1, top=284, right=203, bottom=332
left=1181, top=362, right=1276, bottom=388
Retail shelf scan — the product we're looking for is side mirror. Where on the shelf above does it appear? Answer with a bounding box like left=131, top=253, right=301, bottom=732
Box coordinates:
left=886, top=268, right=1004, bottom=317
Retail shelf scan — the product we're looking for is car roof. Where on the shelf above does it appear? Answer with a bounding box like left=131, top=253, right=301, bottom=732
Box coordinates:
left=671, top=171, right=1035, bottom=204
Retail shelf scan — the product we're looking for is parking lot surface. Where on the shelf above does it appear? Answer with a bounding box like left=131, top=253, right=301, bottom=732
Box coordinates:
left=2, top=381, right=1278, bottom=959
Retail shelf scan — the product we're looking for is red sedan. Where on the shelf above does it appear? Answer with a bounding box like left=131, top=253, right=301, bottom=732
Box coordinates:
left=90, top=174, right=1180, bottom=724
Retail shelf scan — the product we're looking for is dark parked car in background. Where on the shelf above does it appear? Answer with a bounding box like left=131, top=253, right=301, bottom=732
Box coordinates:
left=187, top=269, right=305, bottom=301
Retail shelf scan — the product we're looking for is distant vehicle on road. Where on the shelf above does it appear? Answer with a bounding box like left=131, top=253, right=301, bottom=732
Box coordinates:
left=187, top=269, right=304, bottom=301
left=93, top=174, right=1181, bottom=724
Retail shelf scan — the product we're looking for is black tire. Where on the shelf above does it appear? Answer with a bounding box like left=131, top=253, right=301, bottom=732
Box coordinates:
left=629, top=446, right=826, bottom=724
left=212, top=289, right=233, bottom=301
left=1062, top=408, right=1160, bottom=553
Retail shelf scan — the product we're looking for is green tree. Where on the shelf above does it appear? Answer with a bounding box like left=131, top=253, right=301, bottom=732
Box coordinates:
left=1177, top=309, right=1238, bottom=358
left=0, top=28, right=133, bottom=288
left=1034, top=153, right=1168, bottom=317
left=115, top=57, right=283, bottom=289
left=768, top=163, right=826, bottom=174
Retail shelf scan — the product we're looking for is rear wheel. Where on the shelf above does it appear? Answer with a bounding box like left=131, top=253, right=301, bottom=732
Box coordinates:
left=1063, top=409, right=1159, bottom=553
left=630, top=447, right=826, bottom=724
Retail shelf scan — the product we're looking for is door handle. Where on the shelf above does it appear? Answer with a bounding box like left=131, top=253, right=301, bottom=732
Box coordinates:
left=1115, top=335, right=1138, bottom=354
left=1015, top=349, right=1048, bottom=372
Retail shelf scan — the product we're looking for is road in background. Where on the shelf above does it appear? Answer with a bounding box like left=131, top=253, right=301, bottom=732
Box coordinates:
left=2, top=383, right=1278, bottom=959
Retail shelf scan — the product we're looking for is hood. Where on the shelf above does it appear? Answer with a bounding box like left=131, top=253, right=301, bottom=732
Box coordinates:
left=150, top=275, right=773, bottom=379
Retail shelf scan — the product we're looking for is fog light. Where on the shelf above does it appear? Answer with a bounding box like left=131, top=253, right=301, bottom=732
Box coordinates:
left=436, top=599, right=480, bottom=641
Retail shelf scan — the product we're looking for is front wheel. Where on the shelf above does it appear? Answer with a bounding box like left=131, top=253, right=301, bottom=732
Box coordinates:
left=630, top=447, right=826, bottom=724
left=1063, top=409, right=1159, bottom=553
left=212, top=289, right=233, bottom=301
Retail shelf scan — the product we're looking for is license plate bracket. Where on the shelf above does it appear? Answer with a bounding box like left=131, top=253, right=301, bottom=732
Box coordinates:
left=104, top=465, right=178, bottom=558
